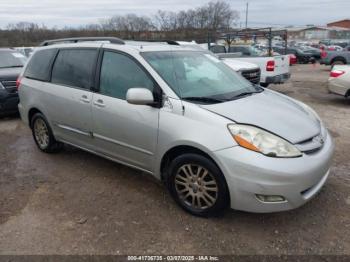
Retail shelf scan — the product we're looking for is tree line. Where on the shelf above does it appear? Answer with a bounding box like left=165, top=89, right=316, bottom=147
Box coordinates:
left=0, top=1, right=239, bottom=47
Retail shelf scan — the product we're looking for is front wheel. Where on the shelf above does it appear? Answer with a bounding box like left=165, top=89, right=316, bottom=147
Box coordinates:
left=166, top=154, right=230, bottom=217
left=31, top=113, right=63, bottom=153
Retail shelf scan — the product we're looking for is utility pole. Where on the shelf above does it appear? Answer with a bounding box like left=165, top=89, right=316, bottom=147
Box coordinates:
left=245, top=2, right=249, bottom=29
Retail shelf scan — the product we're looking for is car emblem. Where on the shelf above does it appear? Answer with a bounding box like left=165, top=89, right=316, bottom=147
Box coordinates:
left=313, top=135, right=324, bottom=145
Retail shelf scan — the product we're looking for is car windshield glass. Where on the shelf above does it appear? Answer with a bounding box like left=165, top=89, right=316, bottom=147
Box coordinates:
left=0, top=51, right=27, bottom=68
left=142, top=50, right=260, bottom=103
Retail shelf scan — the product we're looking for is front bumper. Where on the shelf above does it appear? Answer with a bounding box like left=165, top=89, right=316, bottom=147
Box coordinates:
left=213, top=130, right=334, bottom=213
left=264, top=73, right=291, bottom=85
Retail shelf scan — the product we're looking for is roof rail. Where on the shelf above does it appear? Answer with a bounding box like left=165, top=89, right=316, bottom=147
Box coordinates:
left=39, top=37, right=125, bottom=46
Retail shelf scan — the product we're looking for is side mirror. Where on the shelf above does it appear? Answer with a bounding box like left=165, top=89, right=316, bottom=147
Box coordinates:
left=126, top=88, right=154, bottom=105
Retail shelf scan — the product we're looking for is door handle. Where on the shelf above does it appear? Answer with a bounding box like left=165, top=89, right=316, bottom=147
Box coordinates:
left=93, top=99, right=105, bottom=108
left=80, top=95, right=90, bottom=103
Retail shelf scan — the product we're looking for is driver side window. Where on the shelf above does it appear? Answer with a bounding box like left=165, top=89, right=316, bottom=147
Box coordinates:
left=99, top=51, right=155, bottom=100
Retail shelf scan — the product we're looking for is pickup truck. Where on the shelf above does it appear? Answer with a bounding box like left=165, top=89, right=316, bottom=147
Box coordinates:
left=173, top=42, right=261, bottom=85
left=216, top=51, right=290, bottom=87
left=206, top=44, right=290, bottom=87
left=320, top=50, right=350, bottom=67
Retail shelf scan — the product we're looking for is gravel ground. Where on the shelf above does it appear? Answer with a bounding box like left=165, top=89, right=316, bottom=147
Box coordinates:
left=0, top=64, right=349, bottom=255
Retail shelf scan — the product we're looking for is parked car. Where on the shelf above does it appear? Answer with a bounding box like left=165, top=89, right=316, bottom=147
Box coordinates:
left=220, top=52, right=291, bottom=88
left=320, top=50, right=350, bottom=67
left=18, top=38, right=334, bottom=216
left=273, top=47, right=316, bottom=64
left=299, top=46, right=322, bottom=60
left=328, top=65, right=350, bottom=97
left=228, top=45, right=263, bottom=56
left=172, top=42, right=261, bottom=85
left=0, top=48, right=27, bottom=116
left=327, top=45, right=343, bottom=52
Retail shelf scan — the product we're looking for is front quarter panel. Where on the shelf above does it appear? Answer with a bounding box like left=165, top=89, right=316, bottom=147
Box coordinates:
left=155, top=98, right=237, bottom=178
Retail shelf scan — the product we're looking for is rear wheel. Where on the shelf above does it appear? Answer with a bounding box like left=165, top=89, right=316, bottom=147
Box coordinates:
left=166, top=153, right=229, bottom=217
left=31, top=113, right=63, bottom=153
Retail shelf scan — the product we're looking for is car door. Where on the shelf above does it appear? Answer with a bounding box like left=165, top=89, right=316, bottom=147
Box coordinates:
left=91, top=50, right=160, bottom=172
left=46, top=48, right=98, bottom=149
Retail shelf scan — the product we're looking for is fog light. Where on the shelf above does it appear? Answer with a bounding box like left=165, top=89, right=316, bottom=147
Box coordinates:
left=256, top=194, right=286, bottom=203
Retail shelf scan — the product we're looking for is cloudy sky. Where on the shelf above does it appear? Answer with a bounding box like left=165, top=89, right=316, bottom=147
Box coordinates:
left=0, top=0, right=349, bottom=28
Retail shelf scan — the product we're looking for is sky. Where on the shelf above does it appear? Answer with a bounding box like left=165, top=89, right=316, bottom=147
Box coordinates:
left=0, top=0, right=349, bottom=28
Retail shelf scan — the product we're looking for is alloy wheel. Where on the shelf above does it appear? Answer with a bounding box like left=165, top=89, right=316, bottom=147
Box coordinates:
left=33, top=118, right=49, bottom=149
left=175, top=164, right=218, bottom=210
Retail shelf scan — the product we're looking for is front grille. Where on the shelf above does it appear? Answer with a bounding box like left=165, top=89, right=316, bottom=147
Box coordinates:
left=1, top=79, right=17, bottom=93
left=241, top=68, right=261, bottom=84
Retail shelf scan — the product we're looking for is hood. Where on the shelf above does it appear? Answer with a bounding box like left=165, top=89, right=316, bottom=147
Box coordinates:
left=223, top=59, right=259, bottom=71
left=0, top=67, right=22, bottom=80
left=200, top=89, right=321, bottom=144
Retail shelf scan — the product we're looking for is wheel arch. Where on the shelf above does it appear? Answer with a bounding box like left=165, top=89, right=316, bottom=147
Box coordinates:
left=28, top=108, right=43, bottom=128
left=159, top=145, right=225, bottom=183
left=331, top=56, right=347, bottom=65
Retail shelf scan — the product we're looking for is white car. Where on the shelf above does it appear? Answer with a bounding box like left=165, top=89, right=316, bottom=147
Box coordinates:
left=328, top=65, right=350, bottom=97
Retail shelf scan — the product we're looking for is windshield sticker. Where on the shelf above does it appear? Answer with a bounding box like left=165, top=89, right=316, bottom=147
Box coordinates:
left=204, top=54, right=220, bottom=63
left=12, top=53, right=25, bottom=58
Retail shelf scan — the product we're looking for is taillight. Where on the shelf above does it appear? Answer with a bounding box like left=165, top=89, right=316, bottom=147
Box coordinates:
left=266, top=60, right=275, bottom=71
left=330, top=70, right=345, bottom=78
left=321, top=51, right=327, bottom=58
left=16, top=76, right=22, bottom=90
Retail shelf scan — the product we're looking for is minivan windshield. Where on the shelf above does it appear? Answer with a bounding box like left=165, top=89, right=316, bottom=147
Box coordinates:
left=142, top=51, right=262, bottom=103
left=0, top=50, right=27, bottom=68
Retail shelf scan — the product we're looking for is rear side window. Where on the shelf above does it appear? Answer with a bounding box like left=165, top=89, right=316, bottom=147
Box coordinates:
left=24, top=49, right=57, bottom=81
left=51, top=49, right=97, bottom=89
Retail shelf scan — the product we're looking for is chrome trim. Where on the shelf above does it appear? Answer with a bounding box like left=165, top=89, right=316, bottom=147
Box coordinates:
left=56, top=124, right=92, bottom=137
left=93, top=133, right=154, bottom=156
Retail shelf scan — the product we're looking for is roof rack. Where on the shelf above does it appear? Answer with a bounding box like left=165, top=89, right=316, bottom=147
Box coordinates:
left=39, top=37, right=125, bottom=46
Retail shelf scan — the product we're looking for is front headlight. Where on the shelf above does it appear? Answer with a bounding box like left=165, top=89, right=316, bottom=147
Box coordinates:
left=228, top=124, right=302, bottom=158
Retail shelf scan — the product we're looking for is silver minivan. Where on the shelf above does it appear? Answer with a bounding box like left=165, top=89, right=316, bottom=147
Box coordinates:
left=18, top=38, right=334, bottom=216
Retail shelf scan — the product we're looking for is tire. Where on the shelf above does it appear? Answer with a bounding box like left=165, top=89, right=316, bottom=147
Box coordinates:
left=30, top=113, right=63, bottom=153
left=166, top=153, right=230, bottom=217
left=331, top=59, right=345, bottom=68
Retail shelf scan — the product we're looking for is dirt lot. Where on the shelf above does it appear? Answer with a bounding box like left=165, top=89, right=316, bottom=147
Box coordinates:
left=0, top=64, right=349, bottom=255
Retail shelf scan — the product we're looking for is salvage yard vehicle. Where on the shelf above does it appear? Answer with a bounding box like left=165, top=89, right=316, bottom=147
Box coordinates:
left=194, top=43, right=290, bottom=88
left=273, top=46, right=316, bottom=64
left=320, top=49, right=350, bottom=67
left=172, top=42, right=261, bottom=85
left=18, top=37, right=334, bottom=216
left=0, top=48, right=27, bottom=116
left=328, top=65, right=350, bottom=97
left=219, top=52, right=290, bottom=88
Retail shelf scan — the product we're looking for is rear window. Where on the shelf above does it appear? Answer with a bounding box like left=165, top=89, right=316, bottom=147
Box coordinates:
left=24, top=49, right=57, bottom=81
left=51, top=49, right=98, bottom=89
left=0, top=50, right=27, bottom=69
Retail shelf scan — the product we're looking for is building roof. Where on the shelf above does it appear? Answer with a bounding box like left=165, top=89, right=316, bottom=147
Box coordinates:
left=286, top=25, right=350, bottom=32
left=328, top=19, right=350, bottom=24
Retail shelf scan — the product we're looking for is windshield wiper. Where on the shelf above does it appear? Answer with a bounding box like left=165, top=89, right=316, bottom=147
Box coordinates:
left=229, top=88, right=264, bottom=100
left=182, top=96, right=226, bottom=104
